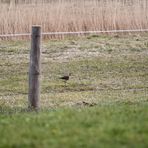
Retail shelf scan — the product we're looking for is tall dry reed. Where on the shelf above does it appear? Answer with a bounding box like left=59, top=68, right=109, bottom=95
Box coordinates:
left=0, top=0, right=148, bottom=36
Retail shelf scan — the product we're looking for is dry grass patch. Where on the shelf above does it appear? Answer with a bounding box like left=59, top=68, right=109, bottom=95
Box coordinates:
left=0, top=0, right=148, bottom=38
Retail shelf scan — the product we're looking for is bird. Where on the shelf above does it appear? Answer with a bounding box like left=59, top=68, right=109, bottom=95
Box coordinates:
left=59, top=73, right=72, bottom=86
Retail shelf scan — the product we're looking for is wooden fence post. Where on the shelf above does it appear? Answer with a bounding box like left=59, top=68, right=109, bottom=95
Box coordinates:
left=28, top=26, right=41, bottom=110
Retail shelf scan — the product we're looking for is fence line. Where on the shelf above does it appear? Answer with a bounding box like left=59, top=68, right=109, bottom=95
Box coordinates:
left=0, top=29, right=148, bottom=38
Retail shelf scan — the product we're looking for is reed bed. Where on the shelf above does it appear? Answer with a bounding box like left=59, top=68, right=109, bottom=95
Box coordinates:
left=0, top=0, right=148, bottom=36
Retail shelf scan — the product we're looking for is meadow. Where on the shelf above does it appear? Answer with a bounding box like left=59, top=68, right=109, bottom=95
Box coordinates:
left=0, top=34, right=148, bottom=147
left=0, top=0, right=148, bottom=147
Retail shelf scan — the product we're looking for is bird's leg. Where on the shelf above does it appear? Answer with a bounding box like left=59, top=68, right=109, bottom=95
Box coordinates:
left=65, top=80, right=67, bottom=87
left=64, top=80, right=66, bottom=87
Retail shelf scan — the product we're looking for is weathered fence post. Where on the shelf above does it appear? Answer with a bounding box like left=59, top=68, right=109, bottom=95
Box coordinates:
left=28, top=26, right=41, bottom=110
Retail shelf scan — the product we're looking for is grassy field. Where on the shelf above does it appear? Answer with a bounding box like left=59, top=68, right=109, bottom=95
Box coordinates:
left=0, top=105, right=148, bottom=148
left=0, top=34, right=148, bottom=147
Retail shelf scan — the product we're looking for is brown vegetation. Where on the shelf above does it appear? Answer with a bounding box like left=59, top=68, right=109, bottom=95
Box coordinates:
left=0, top=0, right=148, bottom=35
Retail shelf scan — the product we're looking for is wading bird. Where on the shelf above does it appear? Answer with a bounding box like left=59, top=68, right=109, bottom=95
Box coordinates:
left=59, top=73, right=72, bottom=86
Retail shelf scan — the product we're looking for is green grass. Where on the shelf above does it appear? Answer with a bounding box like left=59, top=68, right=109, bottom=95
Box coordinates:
left=0, top=34, right=148, bottom=147
left=0, top=104, right=148, bottom=148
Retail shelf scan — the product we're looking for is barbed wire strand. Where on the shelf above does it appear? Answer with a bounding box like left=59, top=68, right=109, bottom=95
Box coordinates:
left=0, top=29, right=148, bottom=37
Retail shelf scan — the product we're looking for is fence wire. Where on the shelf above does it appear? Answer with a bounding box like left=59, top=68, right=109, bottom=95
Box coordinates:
left=0, top=29, right=148, bottom=38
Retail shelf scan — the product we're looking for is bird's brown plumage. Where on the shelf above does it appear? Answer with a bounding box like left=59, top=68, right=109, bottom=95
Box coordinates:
left=59, top=73, right=72, bottom=86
